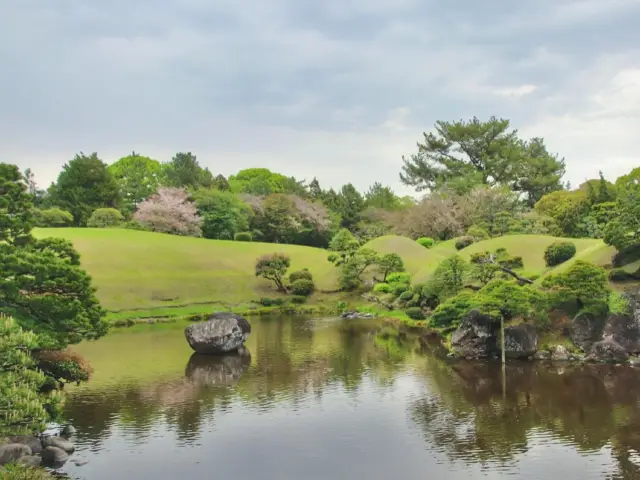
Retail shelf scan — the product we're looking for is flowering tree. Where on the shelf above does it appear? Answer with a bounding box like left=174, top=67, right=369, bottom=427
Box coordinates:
left=133, top=187, right=202, bottom=236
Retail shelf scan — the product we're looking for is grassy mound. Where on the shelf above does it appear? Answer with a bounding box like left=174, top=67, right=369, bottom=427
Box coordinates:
left=33, top=228, right=339, bottom=313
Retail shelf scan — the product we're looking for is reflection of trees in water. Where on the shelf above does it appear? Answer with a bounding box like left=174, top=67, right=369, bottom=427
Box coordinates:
left=409, top=359, right=640, bottom=478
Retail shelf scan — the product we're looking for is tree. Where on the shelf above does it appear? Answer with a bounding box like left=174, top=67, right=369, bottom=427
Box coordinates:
left=604, top=168, right=640, bottom=251
left=87, top=208, right=124, bottom=228
left=163, top=152, right=213, bottom=190
left=0, top=163, right=34, bottom=246
left=326, top=183, right=365, bottom=231
left=133, top=187, right=202, bottom=236
left=376, top=253, right=405, bottom=282
left=191, top=188, right=251, bottom=240
left=250, top=194, right=300, bottom=243
left=365, top=182, right=402, bottom=210
left=542, top=261, right=610, bottom=313
left=328, top=228, right=361, bottom=265
left=534, top=190, right=590, bottom=237
left=212, top=174, right=230, bottom=191
left=400, top=117, right=565, bottom=200
left=108, top=152, right=163, bottom=212
left=229, top=168, right=306, bottom=196
left=50, top=152, right=120, bottom=226
left=429, top=255, right=469, bottom=299
left=308, top=177, right=324, bottom=200
left=255, top=253, right=291, bottom=292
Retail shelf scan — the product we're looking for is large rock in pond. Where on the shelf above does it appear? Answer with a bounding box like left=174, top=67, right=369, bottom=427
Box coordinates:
left=451, top=310, right=497, bottom=359
left=571, top=311, right=606, bottom=352
left=503, top=323, right=538, bottom=359
left=0, top=444, right=31, bottom=465
left=603, top=314, right=640, bottom=354
left=8, top=435, right=42, bottom=454
left=42, top=435, right=75, bottom=453
left=185, top=351, right=252, bottom=387
left=185, top=312, right=251, bottom=355
left=41, top=446, right=69, bottom=468
left=587, top=338, right=629, bottom=363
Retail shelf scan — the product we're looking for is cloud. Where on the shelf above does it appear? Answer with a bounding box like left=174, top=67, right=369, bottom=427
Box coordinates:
left=0, top=0, right=639, bottom=194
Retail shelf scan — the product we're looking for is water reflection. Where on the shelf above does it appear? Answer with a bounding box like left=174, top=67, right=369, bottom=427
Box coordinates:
left=61, top=316, right=640, bottom=479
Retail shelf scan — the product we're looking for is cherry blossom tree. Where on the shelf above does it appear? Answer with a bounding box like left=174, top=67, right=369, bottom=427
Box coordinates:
left=133, top=187, right=202, bottom=236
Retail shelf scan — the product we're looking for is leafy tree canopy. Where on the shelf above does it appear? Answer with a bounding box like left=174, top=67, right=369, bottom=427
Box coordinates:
left=108, top=152, right=163, bottom=210
left=163, top=152, right=214, bottom=190
left=229, top=168, right=306, bottom=196
left=0, top=163, right=34, bottom=246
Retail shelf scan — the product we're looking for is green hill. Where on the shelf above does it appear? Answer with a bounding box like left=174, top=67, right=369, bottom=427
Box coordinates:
left=33, top=228, right=339, bottom=314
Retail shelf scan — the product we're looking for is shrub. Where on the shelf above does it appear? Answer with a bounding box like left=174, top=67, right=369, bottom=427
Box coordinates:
left=386, top=272, right=411, bottom=284
left=609, top=292, right=632, bottom=316
left=33, top=207, right=74, bottom=227
left=416, top=237, right=434, bottom=248
left=373, top=282, right=392, bottom=294
left=291, top=295, right=307, bottom=304
left=255, top=253, right=291, bottom=292
left=544, top=241, right=577, bottom=267
left=234, top=231, right=252, bottom=242
left=87, top=208, right=124, bottom=228
left=608, top=268, right=636, bottom=282
left=455, top=236, right=475, bottom=250
left=289, top=269, right=313, bottom=283
left=259, top=297, right=273, bottom=306
left=399, top=290, right=414, bottom=301
left=291, top=278, right=315, bottom=296
left=392, top=282, right=410, bottom=295
left=34, top=349, right=94, bottom=384
left=466, top=226, right=489, bottom=241
left=405, top=307, right=426, bottom=320
left=430, top=290, right=479, bottom=328
left=542, top=260, right=610, bottom=314
left=122, top=219, right=149, bottom=230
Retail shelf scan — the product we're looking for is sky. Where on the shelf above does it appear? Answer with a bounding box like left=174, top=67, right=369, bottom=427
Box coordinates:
left=1, top=0, right=639, bottom=195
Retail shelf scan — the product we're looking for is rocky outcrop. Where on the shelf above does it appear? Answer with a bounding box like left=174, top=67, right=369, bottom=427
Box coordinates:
left=503, top=324, right=538, bottom=359
left=42, top=435, right=75, bottom=453
left=8, top=436, right=41, bottom=455
left=451, top=310, right=497, bottom=359
left=41, top=446, right=69, bottom=467
left=185, top=351, right=252, bottom=387
left=587, top=338, right=629, bottom=363
left=603, top=314, right=640, bottom=354
left=0, top=444, right=32, bottom=465
left=340, top=311, right=376, bottom=320
left=571, top=311, right=605, bottom=352
left=0, top=431, right=77, bottom=468
left=185, top=312, right=251, bottom=355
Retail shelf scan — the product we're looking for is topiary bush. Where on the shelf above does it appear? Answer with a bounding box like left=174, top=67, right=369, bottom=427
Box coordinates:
left=399, top=290, right=414, bottom=302
left=290, top=278, right=315, bottom=296
left=392, top=282, right=410, bottom=295
left=234, top=231, right=252, bottom=242
left=373, top=282, right=392, bottom=294
left=466, top=225, right=489, bottom=241
left=386, top=272, right=411, bottom=284
left=455, top=236, right=475, bottom=250
left=291, top=295, right=307, bottom=304
left=34, top=349, right=94, bottom=384
left=289, top=269, right=313, bottom=283
left=608, top=268, right=637, bottom=282
left=405, top=307, right=426, bottom=320
left=544, top=241, right=577, bottom=267
left=33, top=207, right=74, bottom=227
left=416, top=237, right=434, bottom=249
left=87, top=208, right=124, bottom=228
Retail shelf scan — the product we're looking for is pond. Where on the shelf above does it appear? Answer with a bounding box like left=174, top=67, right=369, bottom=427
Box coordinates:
left=59, top=315, right=640, bottom=479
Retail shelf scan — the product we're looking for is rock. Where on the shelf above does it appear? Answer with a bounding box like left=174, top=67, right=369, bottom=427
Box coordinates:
left=185, top=351, right=252, bottom=387
left=587, top=338, right=629, bottom=363
left=571, top=311, right=606, bottom=352
left=534, top=350, right=551, bottom=360
left=0, top=444, right=32, bottom=465
left=630, top=356, right=640, bottom=367
left=73, top=459, right=89, bottom=467
left=41, top=446, right=69, bottom=467
left=503, top=324, right=538, bottom=359
left=551, top=345, right=570, bottom=362
left=603, top=314, right=640, bottom=354
left=61, top=425, right=76, bottom=438
left=184, top=312, right=251, bottom=354
left=42, top=435, right=75, bottom=453
left=8, top=435, right=42, bottom=455
left=17, top=455, right=42, bottom=467
left=340, top=311, right=376, bottom=320
left=451, top=310, right=497, bottom=359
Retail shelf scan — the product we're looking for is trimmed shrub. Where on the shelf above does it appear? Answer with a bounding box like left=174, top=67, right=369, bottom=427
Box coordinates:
left=259, top=297, right=273, bottom=306
left=386, top=272, right=412, bottom=284
left=234, top=231, right=252, bottom=242
left=405, top=307, right=426, bottom=320
left=34, top=349, right=94, bottom=384
left=466, top=226, right=489, bottom=241
left=291, top=295, right=307, bottom=304
left=392, top=283, right=410, bottom=295
left=87, top=208, right=124, bottom=228
left=289, top=269, right=313, bottom=283
left=416, top=237, right=434, bottom=249
left=544, top=241, right=577, bottom=267
left=608, top=268, right=637, bottom=282
left=33, top=207, right=74, bottom=227
left=291, top=278, right=315, bottom=296
left=455, top=236, right=475, bottom=250
left=122, top=220, right=149, bottom=230
left=373, top=282, right=392, bottom=294
left=399, top=290, right=414, bottom=301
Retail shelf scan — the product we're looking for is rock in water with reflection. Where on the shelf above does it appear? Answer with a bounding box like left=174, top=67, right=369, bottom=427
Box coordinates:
left=185, top=312, right=251, bottom=354
left=185, top=351, right=251, bottom=387
left=451, top=310, right=497, bottom=359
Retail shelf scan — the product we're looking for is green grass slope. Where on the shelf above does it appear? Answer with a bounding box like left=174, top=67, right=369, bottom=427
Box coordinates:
left=33, top=228, right=339, bottom=312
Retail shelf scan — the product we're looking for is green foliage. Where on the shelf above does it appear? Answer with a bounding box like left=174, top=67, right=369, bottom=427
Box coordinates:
left=258, top=297, right=286, bottom=307
left=234, top=232, right=253, bottom=242
left=34, top=349, right=93, bottom=384
left=87, top=208, right=124, bottom=228
left=290, top=295, right=307, bottom=304
left=229, top=168, right=306, bottom=196
left=191, top=188, right=251, bottom=240
left=0, top=163, right=34, bottom=246
left=466, top=226, right=489, bottom=241
left=386, top=272, right=411, bottom=285
left=405, top=307, right=426, bottom=320
left=33, top=207, right=74, bottom=228
left=430, top=290, right=478, bottom=328
left=604, top=168, right=640, bottom=251
left=163, top=152, right=213, bottom=190
left=376, top=253, right=405, bottom=281
left=416, top=237, right=435, bottom=248
left=290, top=278, right=315, bottom=296
left=328, top=228, right=361, bottom=265
left=398, top=290, right=414, bottom=301
left=255, top=253, right=291, bottom=292
left=373, top=282, right=392, bottom=294
left=608, top=268, right=639, bottom=282
left=609, top=291, right=632, bottom=316
left=391, top=282, right=410, bottom=295
left=107, top=152, right=162, bottom=212
left=542, top=261, right=610, bottom=314
left=534, top=190, right=590, bottom=237
left=544, top=241, right=576, bottom=267
left=49, top=153, right=120, bottom=226
left=0, top=464, right=56, bottom=479
left=325, top=183, right=365, bottom=231
left=430, top=255, right=469, bottom=299
left=364, top=182, right=404, bottom=210
left=455, top=236, right=474, bottom=250
left=289, top=269, right=313, bottom=283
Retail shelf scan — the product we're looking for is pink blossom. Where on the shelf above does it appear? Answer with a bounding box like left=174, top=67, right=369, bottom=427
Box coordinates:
left=133, top=187, right=202, bottom=236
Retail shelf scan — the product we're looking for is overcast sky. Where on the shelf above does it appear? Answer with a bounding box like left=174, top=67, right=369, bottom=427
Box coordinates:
left=1, top=0, right=639, bottom=195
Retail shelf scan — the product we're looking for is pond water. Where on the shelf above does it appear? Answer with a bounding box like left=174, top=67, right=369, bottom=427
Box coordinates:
left=60, top=315, right=640, bottom=480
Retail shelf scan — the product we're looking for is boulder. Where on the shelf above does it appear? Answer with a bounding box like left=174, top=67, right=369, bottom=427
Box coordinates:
left=603, top=314, right=640, bottom=354
left=185, top=312, right=251, bottom=355
left=61, top=425, right=77, bottom=438
left=551, top=345, right=570, bottom=362
left=8, top=436, right=42, bottom=455
left=571, top=311, right=605, bottom=352
left=185, top=351, right=252, bottom=387
left=340, top=311, right=376, bottom=320
left=587, top=338, right=629, bottom=363
left=42, top=435, right=75, bottom=453
left=451, top=310, right=497, bottom=359
left=503, top=323, right=538, bottom=359
left=0, top=444, right=32, bottom=465
left=17, top=455, right=42, bottom=467
left=534, top=350, right=551, bottom=360
left=41, top=446, right=69, bottom=467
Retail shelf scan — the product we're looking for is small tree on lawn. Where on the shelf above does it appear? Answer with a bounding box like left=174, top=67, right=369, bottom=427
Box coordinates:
left=376, top=253, right=405, bottom=282
left=133, top=187, right=202, bottom=236
left=255, top=253, right=291, bottom=292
